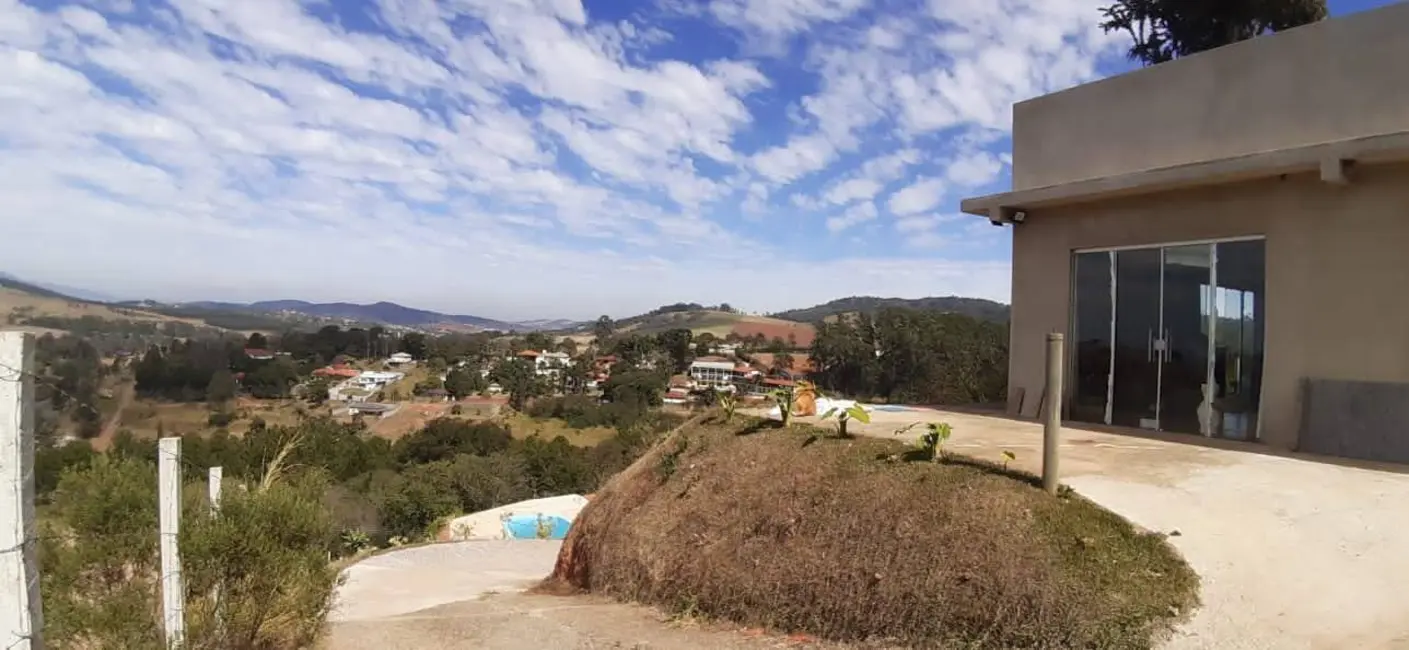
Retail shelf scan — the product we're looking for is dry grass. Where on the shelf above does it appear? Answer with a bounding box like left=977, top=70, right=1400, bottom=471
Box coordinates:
left=115, top=397, right=308, bottom=438
left=503, top=414, right=619, bottom=447
left=545, top=416, right=1199, bottom=649
left=0, top=286, right=205, bottom=325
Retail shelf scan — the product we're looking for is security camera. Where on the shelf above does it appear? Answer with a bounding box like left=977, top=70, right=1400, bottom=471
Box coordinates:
left=1012, top=211, right=1027, bottom=223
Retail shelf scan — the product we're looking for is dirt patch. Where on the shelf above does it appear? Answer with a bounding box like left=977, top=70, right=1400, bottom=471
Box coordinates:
left=368, top=403, right=454, bottom=439
left=546, top=416, right=1198, bottom=649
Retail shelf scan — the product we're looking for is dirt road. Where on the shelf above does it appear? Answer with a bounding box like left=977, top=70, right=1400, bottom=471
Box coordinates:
left=91, top=380, right=134, bottom=451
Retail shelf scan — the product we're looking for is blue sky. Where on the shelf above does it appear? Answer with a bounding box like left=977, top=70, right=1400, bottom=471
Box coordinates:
left=0, top=0, right=1394, bottom=320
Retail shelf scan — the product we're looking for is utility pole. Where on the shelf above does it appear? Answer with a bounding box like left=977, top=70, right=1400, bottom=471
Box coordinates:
left=1043, top=333, right=1064, bottom=495
left=0, top=331, right=43, bottom=650
left=158, top=437, right=185, bottom=648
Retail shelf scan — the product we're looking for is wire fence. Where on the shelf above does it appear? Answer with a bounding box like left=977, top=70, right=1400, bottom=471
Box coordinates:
left=1, top=332, right=338, bottom=649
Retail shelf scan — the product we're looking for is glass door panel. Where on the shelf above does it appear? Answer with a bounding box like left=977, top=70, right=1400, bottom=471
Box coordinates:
left=1160, top=244, right=1214, bottom=435
left=1110, top=248, right=1162, bottom=429
left=1210, top=240, right=1266, bottom=440
left=1071, top=252, right=1114, bottom=425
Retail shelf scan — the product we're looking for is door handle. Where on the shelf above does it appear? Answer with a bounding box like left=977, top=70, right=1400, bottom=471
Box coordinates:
left=1164, top=329, right=1172, bottom=362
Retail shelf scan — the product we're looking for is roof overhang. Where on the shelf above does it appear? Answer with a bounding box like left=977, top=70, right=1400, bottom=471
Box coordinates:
left=962, top=131, right=1409, bottom=224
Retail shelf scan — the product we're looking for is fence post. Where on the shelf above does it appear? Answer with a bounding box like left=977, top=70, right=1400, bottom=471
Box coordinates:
left=158, top=437, right=184, bottom=648
left=0, top=332, right=43, bottom=650
left=1043, top=333, right=1064, bottom=495
left=207, top=467, right=222, bottom=638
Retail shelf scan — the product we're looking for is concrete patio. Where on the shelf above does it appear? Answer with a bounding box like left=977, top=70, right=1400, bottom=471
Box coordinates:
left=832, top=407, right=1409, bottom=650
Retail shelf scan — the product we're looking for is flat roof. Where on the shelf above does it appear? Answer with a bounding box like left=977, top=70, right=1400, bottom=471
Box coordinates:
left=962, top=131, right=1409, bottom=218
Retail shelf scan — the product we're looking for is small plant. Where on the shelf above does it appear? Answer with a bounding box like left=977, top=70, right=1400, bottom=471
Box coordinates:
left=717, top=390, right=737, bottom=422
left=535, top=515, right=554, bottom=540
left=453, top=521, right=476, bottom=540
left=339, top=529, right=372, bottom=556
left=818, top=402, right=871, bottom=438
left=451, top=404, right=463, bottom=415
left=895, top=422, right=954, bottom=462
left=769, top=386, right=797, bottom=426
left=1001, top=450, right=1016, bottom=469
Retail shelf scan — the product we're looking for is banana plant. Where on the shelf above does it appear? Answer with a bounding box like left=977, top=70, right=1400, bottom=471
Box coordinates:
left=717, top=389, right=738, bottom=422
left=818, top=402, right=871, bottom=438
left=769, top=386, right=797, bottom=426
left=895, top=421, right=953, bottom=462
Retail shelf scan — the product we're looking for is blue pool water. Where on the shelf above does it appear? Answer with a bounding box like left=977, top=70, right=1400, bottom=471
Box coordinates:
left=871, top=405, right=912, bottom=412
left=502, top=514, right=573, bottom=540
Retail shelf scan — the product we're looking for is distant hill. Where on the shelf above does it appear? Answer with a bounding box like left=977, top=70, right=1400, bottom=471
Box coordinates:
left=170, top=299, right=576, bottom=333
left=772, top=296, right=1010, bottom=324
left=564, top=307, right=817, bottom=348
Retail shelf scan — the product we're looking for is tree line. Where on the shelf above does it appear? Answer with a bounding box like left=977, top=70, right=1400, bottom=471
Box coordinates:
left=808, top=309, right=1008, bottom=406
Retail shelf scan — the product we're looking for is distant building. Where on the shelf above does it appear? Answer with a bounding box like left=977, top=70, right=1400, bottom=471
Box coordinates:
left=244, top=348, right=275, bottom=361
left=387, top=352, right=414, bottom=365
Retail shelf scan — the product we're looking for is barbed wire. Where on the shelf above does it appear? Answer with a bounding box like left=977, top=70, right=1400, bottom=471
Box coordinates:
left=0, top=358, right=111, bottom=422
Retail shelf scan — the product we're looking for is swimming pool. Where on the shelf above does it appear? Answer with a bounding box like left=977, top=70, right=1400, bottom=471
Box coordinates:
left=501, top=514, right=573, bottom=540
left=871, top=405, right=913, bottom=412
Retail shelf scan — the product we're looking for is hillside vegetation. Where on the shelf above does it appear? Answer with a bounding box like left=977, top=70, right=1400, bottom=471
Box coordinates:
left=774, top=295, right=1010, bottom=324
left=548, top=416, right=1198, bottom=649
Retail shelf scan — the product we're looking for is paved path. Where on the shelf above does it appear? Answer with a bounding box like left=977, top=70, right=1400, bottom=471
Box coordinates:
left=840, top=408, right=1409, bottom=650
left=324, top=540, right=847, bottom=649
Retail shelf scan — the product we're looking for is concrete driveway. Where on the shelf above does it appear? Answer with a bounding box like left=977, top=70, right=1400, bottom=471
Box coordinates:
left=323, top=540, right=848, bottom=649
left=837, top=407, right=1409, bottom=650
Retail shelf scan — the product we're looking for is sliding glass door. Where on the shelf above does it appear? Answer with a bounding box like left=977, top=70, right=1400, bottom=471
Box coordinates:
left=1070, top=239, right=1265, bottom=438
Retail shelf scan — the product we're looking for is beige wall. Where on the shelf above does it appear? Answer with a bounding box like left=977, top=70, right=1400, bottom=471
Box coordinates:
left=1009, top=163, right=1409, bottom=449
left=1013, top=2, right=1409, bottom=190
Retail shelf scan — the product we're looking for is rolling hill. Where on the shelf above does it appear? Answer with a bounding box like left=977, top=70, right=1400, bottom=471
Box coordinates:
left=771, top=296, right=1010, bottom=324
left=170, top=300, right=578, bottom=332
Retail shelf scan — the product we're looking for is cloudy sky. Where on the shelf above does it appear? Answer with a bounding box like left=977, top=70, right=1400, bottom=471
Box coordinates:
left=0, top=0, right=1388, bottom=320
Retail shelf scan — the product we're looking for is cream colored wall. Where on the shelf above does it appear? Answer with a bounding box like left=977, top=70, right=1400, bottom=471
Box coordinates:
left=1009, top=164, right=1409, bottom=449
left=1013, top=2, right=1409, bottom=190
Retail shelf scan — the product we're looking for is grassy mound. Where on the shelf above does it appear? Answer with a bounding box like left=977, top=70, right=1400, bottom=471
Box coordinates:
left=545, top=416, right=1198, bottom=649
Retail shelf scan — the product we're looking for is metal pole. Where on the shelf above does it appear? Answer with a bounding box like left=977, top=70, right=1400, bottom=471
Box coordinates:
left=1043, top=333, right=1064, bottom=495
left=158, top=437, right=185, bottom=648
left=0, top=332, right=43, bottom=650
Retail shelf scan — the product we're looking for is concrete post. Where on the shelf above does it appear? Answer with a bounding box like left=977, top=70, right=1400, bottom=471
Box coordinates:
left=0, top=332, right=43, bottom=650
left=1043, top=333, right=1064, bottom=495
left=207, top=467, right=222, bottom=639
left=158, top=437, right=184, bottom=648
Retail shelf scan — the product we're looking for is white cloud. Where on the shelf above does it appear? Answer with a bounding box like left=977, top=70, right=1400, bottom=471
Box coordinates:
left=888, top=177, right=946, bottom=215
left=0, top=0, right=1116, bottom=319
left=946, top=150, right=1006, bottom=188
left=711, top=0, right=870, bottom=35
left=826, top=201, right=878, bottom=232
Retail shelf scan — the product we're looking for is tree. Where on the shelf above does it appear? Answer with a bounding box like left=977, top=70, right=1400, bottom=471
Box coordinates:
left=602, top=369, right=667, bottom=410
left=656, top=328, right=694, bottom=373
left=491, top=358, right=541, bottom=411
left=398, top=332, right=428, bottom=360
left=1101, top=0, right=1327, bottom=66
left=206, top=367, right=238, bottom=406
left=592, top=315, right=615, bottom=345
left=246, top=332, right=269, bottom=350
left=445, top=366, right=487, bottom=399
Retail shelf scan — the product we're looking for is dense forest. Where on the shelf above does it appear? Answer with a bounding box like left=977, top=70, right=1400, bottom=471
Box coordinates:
left=808, top=309, right=1009, bottom=405
left=775, top=296, right=1010, bottom=324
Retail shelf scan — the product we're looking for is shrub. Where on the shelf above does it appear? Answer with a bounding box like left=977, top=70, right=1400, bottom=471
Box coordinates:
left=39, top=456, right=341, bottom=650
left=394, top=418, right=512, bottom=465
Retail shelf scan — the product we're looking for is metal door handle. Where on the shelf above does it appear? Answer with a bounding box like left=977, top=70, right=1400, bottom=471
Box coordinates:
left=1164, top=329, right=1172, bottom=362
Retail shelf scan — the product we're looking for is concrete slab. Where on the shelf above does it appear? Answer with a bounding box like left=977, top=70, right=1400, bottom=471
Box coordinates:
left=836, top=408, right=1409, bottom=650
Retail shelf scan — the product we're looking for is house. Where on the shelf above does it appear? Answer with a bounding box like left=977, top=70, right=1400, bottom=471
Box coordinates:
left=355, top=370, right=404, bottom=389
left=243, top=348, right=275, bottom=361
left=688, top=356, right=738, bottom=387
left=960, top=4, right=1409, bottom=463
left=344, top=402, right=399, bottom=418
left=387, top=352, right=414, bottom=365
left=515, top=349, right=571, bottom=377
